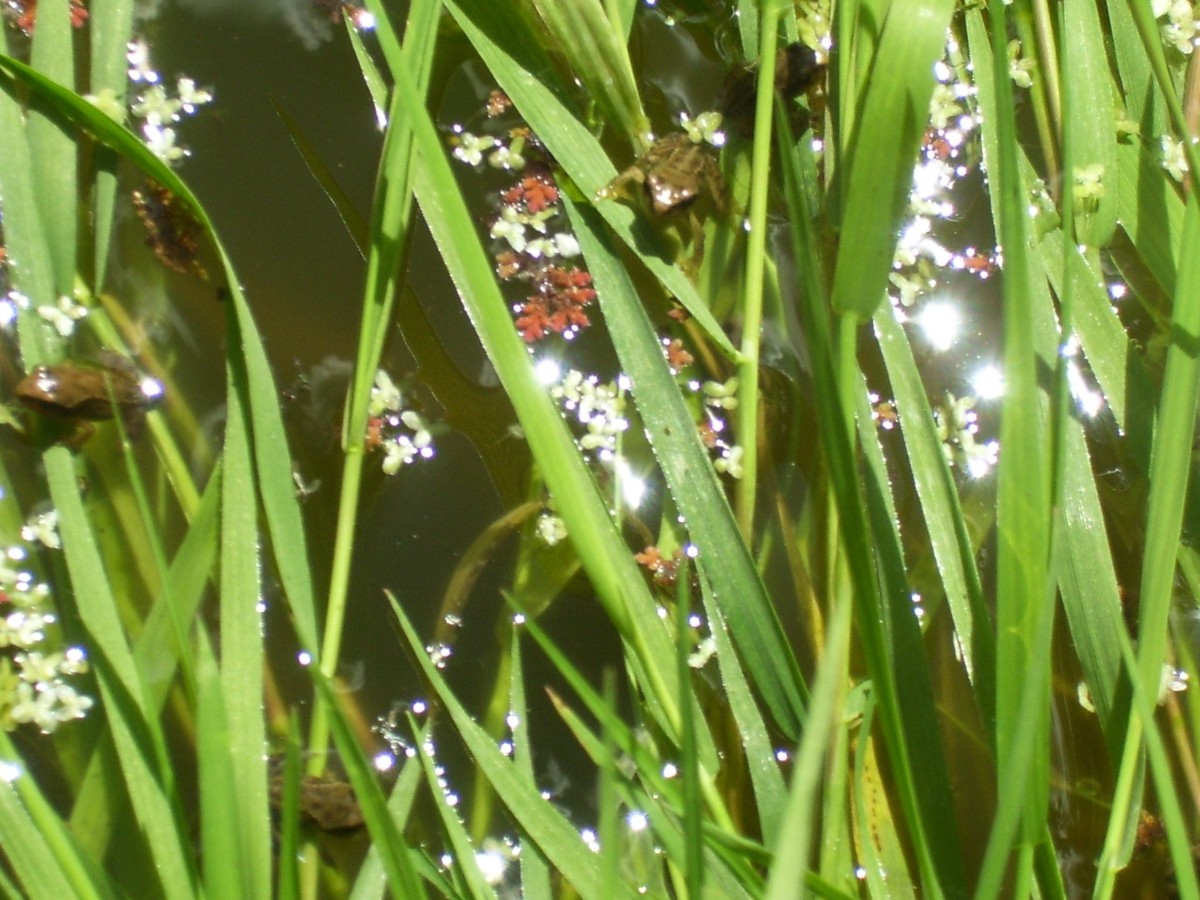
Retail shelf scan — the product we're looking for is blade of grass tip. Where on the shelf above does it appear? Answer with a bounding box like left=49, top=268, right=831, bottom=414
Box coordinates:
left=348, top=722, right=435, bottom=900
left=829, top=0, right=956, bottom=319
left=195, top=628, right=249, bottom=898
left=219, top=365, right=272, bottom=897
left=28, top=0, right=77, bottom=296
left=388, top=594, right=610, bottom=897
left=408, top=713, right=497, bottom=900
left=272, top=98, right=370, bottom=257
left=308, top=670, right=426, bottom=898
left=0, top=730, right=116, bottom=900
left=308, top=0, right=439, bottom=774
left=442, top=0, right=739, bottom=362
left=344, top=12, right=389, bottom=129
left=509, top=630, right=552, bottom=900
left=563, top=192, right=807, bottom=739
left=390, top=27, right=696, bottom=749
left=86, top=0, right=136, bottom=288
left=777, top=95, right=966, bottom=895
left=734, top=0, right=781, bottom=537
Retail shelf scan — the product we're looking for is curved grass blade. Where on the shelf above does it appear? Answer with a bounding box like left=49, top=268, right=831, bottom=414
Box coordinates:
left=388, top=594, right=610, bottom=898
left=564, top=192, right=807, bottom=738
left=0, top=51, right=321, bottom=656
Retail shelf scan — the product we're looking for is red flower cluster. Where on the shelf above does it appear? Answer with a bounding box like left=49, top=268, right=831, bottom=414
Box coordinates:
left=513, top=266, right=596, bottom=342
left=501, top=165, right=559, bottom=215
left=634, top=546, right=682, bottom=591
left=5, top=0, right=88, bottom=33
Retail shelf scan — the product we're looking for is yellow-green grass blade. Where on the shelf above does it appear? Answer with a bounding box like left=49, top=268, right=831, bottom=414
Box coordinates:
left=563, top=192, right=807, bottom=738
left=45, top=447, right=198, bottom=899
left=829, top=0, right=955, bottom=319
left=968, top=4, right=1053, bottom=861
left=67, top=467, right=220, bottom=858
left=0, top=729, right=117, bottom=899
left=86, top=0, right=135, bottom=288
left=386, top=25, right=697, bottom=748
left=0, top=51, right=321, bottom=658
left=527, top=0, right=646, bottom=146
left=1104, top=0, right=1168, bottom=140
left=443, top=0, right=739, bottom=362
left=1061, top=0, right=1118, bottom=248
left=218, top=368, right=272, bottom=896
left=0, top=71, right=57, bottom=363
left=776, top=102, right=965, bottom=894
left=27, top=0, right=77, bottom=296
left=509, top=631, right=552, bottom=900
left=388, top=594, right=609, bottom=897
left=195, top=627, right=251, bottom=898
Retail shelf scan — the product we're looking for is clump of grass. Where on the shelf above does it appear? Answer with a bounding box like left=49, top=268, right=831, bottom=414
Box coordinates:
left=0, top=0, right=1198, bottom=897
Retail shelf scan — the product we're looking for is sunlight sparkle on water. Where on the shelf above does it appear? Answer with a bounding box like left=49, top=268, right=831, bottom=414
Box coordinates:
left=615, top=457, right=648, bottom=510
left=373, top=752, right=395, bottom=772
left=916, top=300, right=962, bottom=351
left=296, top=651, right=312, bottom=667
left=535, top=357, right=561, bottom=385
left=971, top=364, right=1005, bottom=399
left=0, top=761, right=21, bottom=783
left=627, top=810, right=649, bottom=832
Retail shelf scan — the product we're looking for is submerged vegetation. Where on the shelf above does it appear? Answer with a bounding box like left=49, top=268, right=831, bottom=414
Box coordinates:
left=1, top=0, right=1200, bottom=896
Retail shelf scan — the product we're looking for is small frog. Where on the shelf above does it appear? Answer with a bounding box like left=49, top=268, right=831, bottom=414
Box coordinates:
left=601, top=133, right=729, bottom=270
left=267, top=756, right=365, bottom=834
left=15, top=352, right=162, bottom=445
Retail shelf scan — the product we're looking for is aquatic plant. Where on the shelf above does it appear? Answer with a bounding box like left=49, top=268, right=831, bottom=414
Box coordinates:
left=0, top=0, right=1198, bottom=897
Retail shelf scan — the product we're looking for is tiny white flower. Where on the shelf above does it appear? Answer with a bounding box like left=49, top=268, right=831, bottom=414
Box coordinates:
left=536, top=513, right=567, bottom=546
left=369, top=370, right=403, bottom=416
left=490, top=207, right=528, bottom=253
left=37, top=296, right=88, bottom=338
left=452, top=133, right=498, bottom=167
left=176, top=78, right=213, bottom=113
left=20, top=510, right=59, bottom=550
left=127, top=39, right=160, bottom=84
left=84, top=88, right=126, bottom=122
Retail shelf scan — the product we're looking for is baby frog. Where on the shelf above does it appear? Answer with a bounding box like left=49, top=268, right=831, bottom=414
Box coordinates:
left=15, top=352, right=163, bottom=446
left=601, top=132, right=729, bottom=271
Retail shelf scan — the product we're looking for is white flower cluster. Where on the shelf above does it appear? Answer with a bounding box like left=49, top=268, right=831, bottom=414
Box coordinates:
left=122, top=39, right=214, bottom=164
left=368, top=370, right=437, bottom=474
left=0, top=539, right=93, bottom=734
left=1156, top=0, right=1200, bottom=54
left=550, top=369, right=628, bottom=459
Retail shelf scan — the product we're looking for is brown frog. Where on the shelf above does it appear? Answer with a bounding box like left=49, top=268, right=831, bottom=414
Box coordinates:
left=15, top=353, right=162, bottom=445
left=601, top=132, right=729, bottom=270
left=267, top=756, right=364, bottom=834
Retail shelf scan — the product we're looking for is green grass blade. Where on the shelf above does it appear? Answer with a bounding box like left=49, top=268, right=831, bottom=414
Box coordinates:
left=829, top=0, right=956, bottom=318
left=28, top=0, right=77, bottom=296
left=509, top=632, right=552, bottom=900
left=389, top=594, right=610, bottom=898
left=0, top=730, right=115, bottom=900
left=218, top=370, right=272, bottom=896
left=563, top=192, right=807, bottom=737
left=385, top=26, right=694, bottom=745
